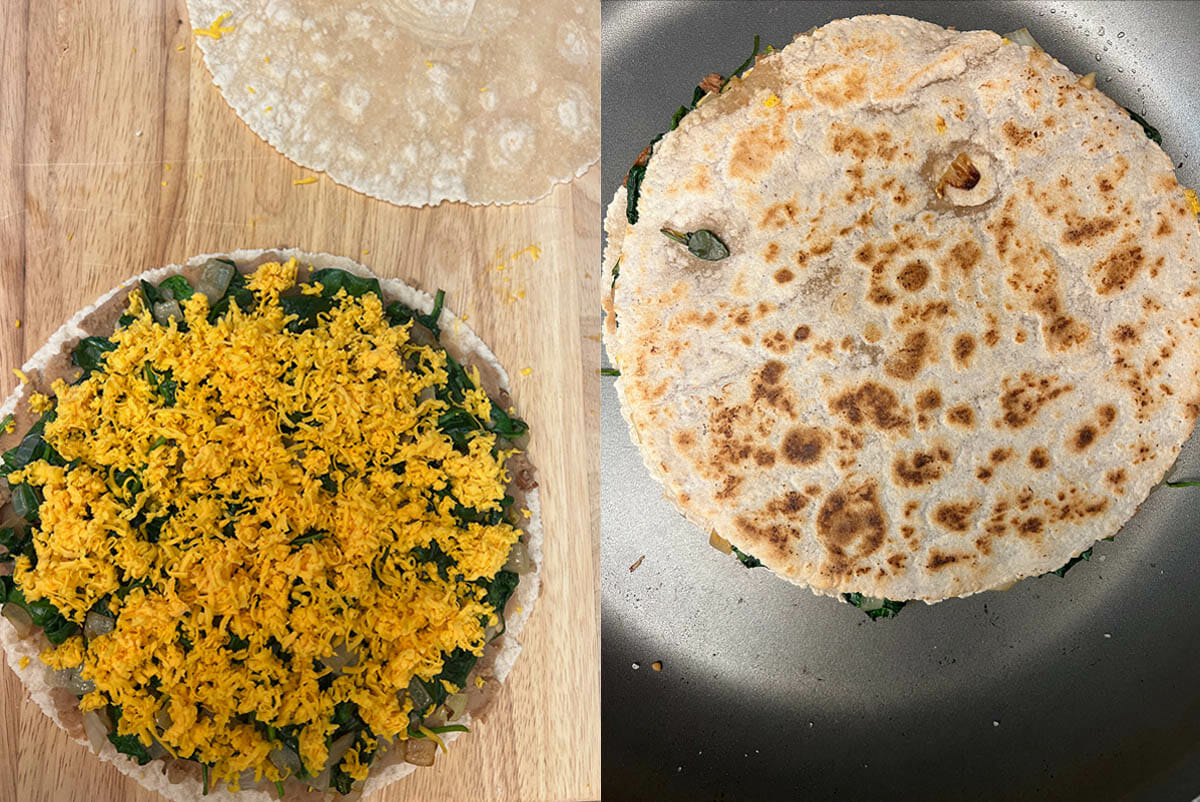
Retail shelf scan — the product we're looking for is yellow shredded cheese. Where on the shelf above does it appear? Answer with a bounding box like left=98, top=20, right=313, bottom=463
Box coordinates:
left=13, top=319, right=20, bottom=328
left=1185, top=188, right=1200, bottom=216
left=11, top=260, right=523, bottom=789
left=474, top=675, right=485, bottom=689
left=18, top=655, right=29, bottom=669
left=519, top=368, right=532, bottom=377
left=763, top=92, right=780, bottom=108
left=936, top=115, right=947, bottom=135
left=28, top=392, right=53, bottom=414
left=194, top=11, right=235, bottom=40
left=293, top=177, right=318, bottom=185
left=13, top=369, right=29, bottom=384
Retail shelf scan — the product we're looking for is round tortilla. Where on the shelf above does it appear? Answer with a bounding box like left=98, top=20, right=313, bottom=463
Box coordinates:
left=187, top=0, right=599, bottom=207
left=0, top=249, right=543, bottom=799
left=604, top=15, right=1200, bottom=603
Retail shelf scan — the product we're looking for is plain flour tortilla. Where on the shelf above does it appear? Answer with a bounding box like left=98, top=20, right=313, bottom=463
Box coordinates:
left=187, top=0, right=599, bottom=207
left=0, top=249, right=543, bottom=800
left=604, top=15, right=1200, bottom=603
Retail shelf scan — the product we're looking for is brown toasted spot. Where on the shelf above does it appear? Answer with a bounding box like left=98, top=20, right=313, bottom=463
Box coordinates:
left=1002, top=120, right=1036, bottom=148
left=868, top=286, right=896, bottom=306
left=730, top=121, right=787, bottom=181
left=1018, top=517, right=1044, bottom=536
left=716, top=474, right=743, bottom=500
left=854, top=243, right=875, bottom=264
left=760, top=360, right=785, bottom=385
left=1072, top=425, right=1097, bottom=451
left=926, top=551, right=961, bottom=570
left=764, top=241, right=781, bottom=263
left=1063, top=217, right=1118, bottom=245
left=831, top=382, right=910, bottom=432
left=782, top=427, right=826, bottom=465
left=774, top=268, right=795, bottom=284
left=1094, top=246, right=1145, bottom=295
left=1113, top=324, right=1139, bottom=344
left=1098, top=405, right=1117, bottom=426
left=765, top=491, right=809, bottom=518
left=754, top=449, right=777, bottom=467
left=896, top=261, right=930, bottom=292
left=976, top=467, right=993, bottom=481
left=1106, top=468, right=1127, bottom=491
left=999, top=374, right=1073, bottom=429
left=1028, top=447, right=1050, bottom=470
left=761, top=200, right=801, bottom=230
left=675, top=431, right=695, bottom=449
left=732, top=309, right=752, bottom=327
left=893, top=448, right=951, bottom=487
left=812, top=240, right=833, bottom=256
left=953, top=333, right=976, bottom=367
left=947, top=240, right=982, bottom=275
left=933, top=500, right=978, bottom=533
left=990, top=448, right=1011, bottom=463
left=883, top=330, right=930, bottom=381
left=984, top=329, right=999, bottom=347
left=916, top=389, right=942, bottom=410
left=1097, top=176, right=1114, bottom=193
left=793, top=325, right=811, bottom=342
left=947, top=404, right=975, bottom=427
left=816, top=479, right=886, bottom=557
left=887, top=553, right=906, bottom=570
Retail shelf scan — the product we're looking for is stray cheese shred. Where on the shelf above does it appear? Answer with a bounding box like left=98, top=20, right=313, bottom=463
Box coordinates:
left=8, top=260, right=524, bottom=791
left=194, top=11, right=235, bottom=40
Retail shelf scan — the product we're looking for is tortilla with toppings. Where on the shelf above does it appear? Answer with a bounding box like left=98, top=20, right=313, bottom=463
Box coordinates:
left=0, top=249, right=541, bottom=798
left=603, top=15, right=1200, bottom=606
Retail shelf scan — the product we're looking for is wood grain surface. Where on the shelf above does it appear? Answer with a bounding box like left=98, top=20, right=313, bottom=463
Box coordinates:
left=0, top=1, right=601, bottom=800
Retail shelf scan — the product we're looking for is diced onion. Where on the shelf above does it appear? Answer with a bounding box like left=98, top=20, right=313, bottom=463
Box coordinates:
left=198, top=259, right=235, bottom=302
left=155, top=706, right=173, bottom=731
left=324, top=733, right=356, bottom=771
left=502, top=541, right=534, bottom=574
left=1, top=603, right=33, bottom=638
left=84, top=611, right=115, bottom=640
left=49, top=665, right=95, bottom=695
left=444, top=693, right=468, bottom=722
left=83, top=711, right=109, bottom=753
left=148, top=740, right=170, bottom=761
left=407, top=678, right=433, bottom=712
left=320, top=641, right=357, bottom=673
left=404, top=737, right=436, bottom=767
left=269, top=746, right=303, bottom=775
left=152, top=300, right=183, bottom=325
left=1003, top=28, right=1043, bottom=51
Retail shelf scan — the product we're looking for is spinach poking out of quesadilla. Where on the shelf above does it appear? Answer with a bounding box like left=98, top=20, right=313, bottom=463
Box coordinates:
left=842, top=594, right=907, bottom=621
left=660, top=228, right=730, bottom=261
left=624, top=34, right=762, bottom=225
left=0, top=257, right=537, bottom=796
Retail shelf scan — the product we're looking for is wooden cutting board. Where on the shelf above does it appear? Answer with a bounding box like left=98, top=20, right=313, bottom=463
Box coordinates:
left=0, top=2, right=601, bottom=800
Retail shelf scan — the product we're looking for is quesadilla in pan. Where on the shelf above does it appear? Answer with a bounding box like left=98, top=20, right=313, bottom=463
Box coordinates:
left=603, top=15, right=1200, bottom=609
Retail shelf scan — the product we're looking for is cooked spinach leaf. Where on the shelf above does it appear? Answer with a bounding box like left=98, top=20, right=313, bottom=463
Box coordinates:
left=158, top=275, right=195, bottom=302
left=72, top=336, right=117, bottom=375
left=843, top=592, right=906, bottom=621
left=1049, top=547, right=1093, bottom=578
left=1124, top=107, right=1162, bottom=144
left=1167, top=479, right=1200, bottom=487
left=660, top=227, right=730, bottom=261
left=309, top=268, right=383, bottom=302
left=107, top=706, right=153, bottom=765
left=731, top=545, right=762, bottom=568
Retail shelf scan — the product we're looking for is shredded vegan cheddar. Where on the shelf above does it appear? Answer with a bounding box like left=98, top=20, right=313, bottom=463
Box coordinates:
left=2, top=260, right=529, bottom=794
